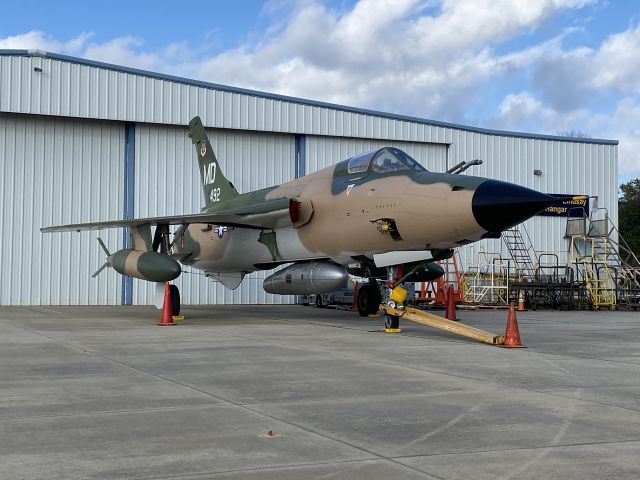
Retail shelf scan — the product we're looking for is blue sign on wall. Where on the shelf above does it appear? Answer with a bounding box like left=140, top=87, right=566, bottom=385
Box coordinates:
left=538, top=194, right=589, bottom=217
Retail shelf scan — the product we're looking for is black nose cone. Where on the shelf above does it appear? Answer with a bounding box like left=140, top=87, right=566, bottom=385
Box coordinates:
left=472, top=180, right=556, bottom=233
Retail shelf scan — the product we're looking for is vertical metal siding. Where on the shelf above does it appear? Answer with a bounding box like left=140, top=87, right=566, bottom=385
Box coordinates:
left=132, top=124, right=295, bottom=305
left=0, top=56, right=475, bottom=144
left=0, top=113, right=123, bottom=305
left=305, top=135, right=448, bottom=173
left=0, top=53, right=619, bottom=305
left=448, top=132, right=619, bottom=270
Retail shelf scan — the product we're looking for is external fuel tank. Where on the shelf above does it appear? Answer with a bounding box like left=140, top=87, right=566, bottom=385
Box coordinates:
left=263, top=262, right=348, bottom=295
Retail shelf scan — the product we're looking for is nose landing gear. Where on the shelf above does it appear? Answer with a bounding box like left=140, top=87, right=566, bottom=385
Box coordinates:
left=382, top=284, right=407, bottom=331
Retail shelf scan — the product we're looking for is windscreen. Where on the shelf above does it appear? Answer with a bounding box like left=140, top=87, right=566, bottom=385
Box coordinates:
left=347, top=151, right=376, bottom=174
left=371, top=148, right=427, bottom=173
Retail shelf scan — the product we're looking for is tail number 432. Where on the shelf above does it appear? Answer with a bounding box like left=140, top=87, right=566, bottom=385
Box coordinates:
left=210, top=187, right=221, bottom=202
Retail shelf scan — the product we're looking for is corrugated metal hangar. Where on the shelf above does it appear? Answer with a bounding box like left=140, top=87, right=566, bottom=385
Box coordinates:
left=0, top=49, right=618, bottom=306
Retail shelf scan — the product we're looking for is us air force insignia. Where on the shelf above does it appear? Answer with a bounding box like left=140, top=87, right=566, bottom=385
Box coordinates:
left=200, top=142, right=207, bottom=157
left=346, top=184, right=355, bottom=196
left=214, top=225, right=227, bottom=239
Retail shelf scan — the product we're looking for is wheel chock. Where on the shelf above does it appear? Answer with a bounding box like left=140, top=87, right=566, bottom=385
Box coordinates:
left=172, top=315, right=185, bottom=321
left=382, top=328, right=402, bottom=333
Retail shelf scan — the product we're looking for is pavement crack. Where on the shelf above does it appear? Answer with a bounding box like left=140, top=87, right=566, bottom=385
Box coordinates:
left=0, top=320, right=437, bottom=478
left=393, top=437, right=640, bottom=459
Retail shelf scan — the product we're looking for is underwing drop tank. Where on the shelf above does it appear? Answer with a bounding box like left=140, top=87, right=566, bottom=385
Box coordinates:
left=263, top=262, right=348, bottom=295
left=110, top=249, right=182, bottom=282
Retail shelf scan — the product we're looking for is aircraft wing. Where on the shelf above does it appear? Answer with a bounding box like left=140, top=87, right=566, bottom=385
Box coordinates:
left=41, top=198, right=291, bottom=233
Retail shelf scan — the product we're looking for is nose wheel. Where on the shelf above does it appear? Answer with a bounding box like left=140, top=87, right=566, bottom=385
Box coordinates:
left=381, top=264, right=411, bottom=332
left=384, top=314, right=399, bottom=329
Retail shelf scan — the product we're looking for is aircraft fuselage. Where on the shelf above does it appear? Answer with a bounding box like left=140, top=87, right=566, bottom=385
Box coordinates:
left=176, top=160, right=495, bottom=274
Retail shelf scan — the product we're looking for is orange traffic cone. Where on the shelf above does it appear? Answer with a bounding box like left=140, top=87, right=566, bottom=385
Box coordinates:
left=352, top=282, right=360, bottom=312
left=516, top=289, right=527, bottom=311
left=444, top=285, right=457, bottom=321
left=158, top=283, right=176, bottom=326
left=502, top=305, right=525, bottom=348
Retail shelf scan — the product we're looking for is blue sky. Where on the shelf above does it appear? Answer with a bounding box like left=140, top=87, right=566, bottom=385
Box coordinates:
left=1, top=0, right=639, bottom=180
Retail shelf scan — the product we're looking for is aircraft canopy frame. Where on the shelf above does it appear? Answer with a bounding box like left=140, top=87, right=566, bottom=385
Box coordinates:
left=346, top=147, right=427, bottom=175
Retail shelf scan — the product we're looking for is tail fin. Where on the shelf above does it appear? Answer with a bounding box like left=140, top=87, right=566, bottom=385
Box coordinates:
left=189, top=116, right=239, bottom=208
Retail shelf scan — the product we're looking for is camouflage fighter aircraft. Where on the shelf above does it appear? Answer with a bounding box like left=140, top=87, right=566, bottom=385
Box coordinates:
left=42, top=116, right=555, bottom=326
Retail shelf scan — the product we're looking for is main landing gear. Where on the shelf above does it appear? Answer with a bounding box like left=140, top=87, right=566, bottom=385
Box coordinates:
left=354, top=264, right=405, bottom=330
left=169, top=284, right=181, bottom=316
left=353, top=261, right=419, bottom=330
left=356, top=282, right=381, bottom=317
left=354, top=274, right=403, bottom=330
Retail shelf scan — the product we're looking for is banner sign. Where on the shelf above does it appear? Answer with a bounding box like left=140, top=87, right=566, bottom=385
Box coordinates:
left=538, top=194, right=589, bottom=217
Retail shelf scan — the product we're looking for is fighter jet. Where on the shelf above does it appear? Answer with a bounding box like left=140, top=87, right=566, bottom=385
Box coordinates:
left=42, top=116, right=555, bottom=324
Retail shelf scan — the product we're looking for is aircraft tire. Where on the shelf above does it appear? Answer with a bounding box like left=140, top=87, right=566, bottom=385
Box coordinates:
left=169, top=284, right=180, bottom=316
left=357, top=283, right=380, bottom=317
left=385, top=314, right=399, bottom=329
left=357, top=285, right=371, bottom=317
left=315, top=295, right=325, bottom=308
left=367, top=282, right=381, bottom=315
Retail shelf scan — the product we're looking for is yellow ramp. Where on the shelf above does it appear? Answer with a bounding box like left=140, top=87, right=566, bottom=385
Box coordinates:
left=380, top=305, right=505, bottom=346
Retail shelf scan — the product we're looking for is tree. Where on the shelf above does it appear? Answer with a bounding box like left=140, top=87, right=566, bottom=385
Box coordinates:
left=557, top=129, right=592, bottom=139
left=619, top=179, right=640, bottom=259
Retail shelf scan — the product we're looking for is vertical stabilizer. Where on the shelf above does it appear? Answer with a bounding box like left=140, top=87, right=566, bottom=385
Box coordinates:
left=189, top=116, right=239, bottom=209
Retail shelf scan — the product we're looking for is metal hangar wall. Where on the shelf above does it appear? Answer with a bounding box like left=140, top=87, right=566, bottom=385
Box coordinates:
left=0, top=50, right=619, bottom=306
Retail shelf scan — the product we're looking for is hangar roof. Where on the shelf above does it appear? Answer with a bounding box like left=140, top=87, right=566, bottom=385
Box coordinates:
left=0, top=49, right=618, bottom=146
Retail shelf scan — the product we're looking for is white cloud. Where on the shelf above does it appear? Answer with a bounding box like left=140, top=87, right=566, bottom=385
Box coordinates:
left=0, top=1, right=598, bottom=120
left=492, top=91, right=593, bottom=132
left=0, top=0, right=638, bottom=179
left=610, top=99, right=640, bottom=180
left=81, top=37, right=200, bottom=74
left=82, top=37, right=164, bottom=71
left=491, top=92, right=640, bottom=179
left=592, top=24, right=640, bottom=92
left=188, top=0, right=597, bottom=121
left=0, top=30, right=91, bottom=54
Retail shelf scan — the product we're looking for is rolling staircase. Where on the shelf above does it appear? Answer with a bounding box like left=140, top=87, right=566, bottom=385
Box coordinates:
left=502, top=226, right=537, bottom=281
left=567, top=208, right=640, bottom=310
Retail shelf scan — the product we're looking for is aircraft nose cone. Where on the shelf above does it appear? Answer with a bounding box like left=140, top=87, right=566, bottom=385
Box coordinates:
left=472, top=180, right=556, bottom=233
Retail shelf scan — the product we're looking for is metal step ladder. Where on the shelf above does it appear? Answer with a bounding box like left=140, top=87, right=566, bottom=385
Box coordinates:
left=589, top=212, right=640, bottom=309
left=567, top=208, right=640, bottom=310
left=502, top=226, right=536, bottom=281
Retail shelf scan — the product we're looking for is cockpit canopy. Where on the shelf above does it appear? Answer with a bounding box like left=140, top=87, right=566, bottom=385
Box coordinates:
left=346, top=147, right=427, bottom=175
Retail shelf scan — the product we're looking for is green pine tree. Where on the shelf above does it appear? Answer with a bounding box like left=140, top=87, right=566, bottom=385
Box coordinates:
left=619, top=179, right=640, bottom=258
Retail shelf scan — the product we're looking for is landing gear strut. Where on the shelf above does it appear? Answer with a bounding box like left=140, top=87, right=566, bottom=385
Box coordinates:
left=379, top=265, right=407, bottom=331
